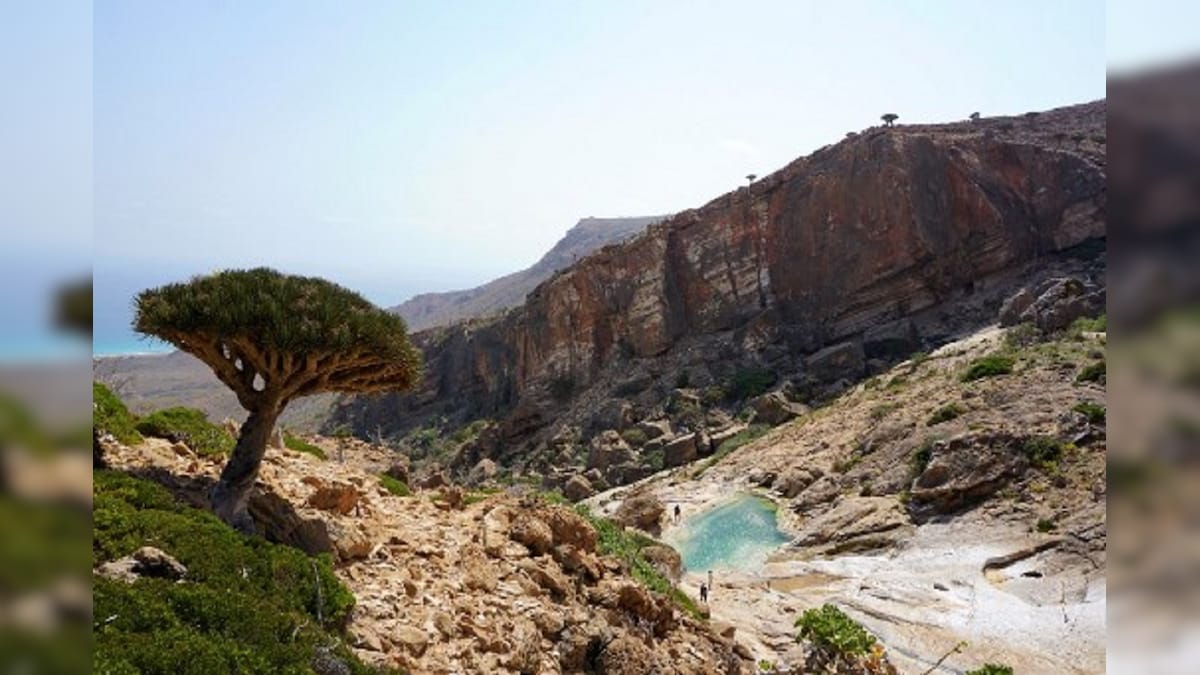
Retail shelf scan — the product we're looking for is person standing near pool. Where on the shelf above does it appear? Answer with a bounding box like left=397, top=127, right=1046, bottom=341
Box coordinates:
left=707, top=569, right=713, bottom=597
left=699, top=582, right=708, bottom=603
left=673, top=504, right=681, bottom=523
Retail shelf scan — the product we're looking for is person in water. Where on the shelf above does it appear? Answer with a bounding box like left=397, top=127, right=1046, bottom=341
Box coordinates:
left=699, top=582, right=709, bottom=603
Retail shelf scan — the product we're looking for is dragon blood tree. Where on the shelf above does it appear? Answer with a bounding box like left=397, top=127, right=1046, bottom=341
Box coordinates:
left=134, top=268, right=421, bottom=530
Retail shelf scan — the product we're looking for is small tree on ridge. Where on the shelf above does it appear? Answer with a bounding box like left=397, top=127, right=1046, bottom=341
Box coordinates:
left=134, top=268, right=421, bottom=530
left=881, top=113, right=899, bottom=127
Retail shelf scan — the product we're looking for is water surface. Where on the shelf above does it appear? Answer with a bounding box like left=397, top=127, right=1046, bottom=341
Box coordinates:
left=672, top=495, right=790, bottom=572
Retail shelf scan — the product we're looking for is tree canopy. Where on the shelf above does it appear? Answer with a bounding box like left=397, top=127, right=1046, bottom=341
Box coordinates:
left=134, top=268, right=421, bottom=410
left=881, top=113, right=899, bottom=127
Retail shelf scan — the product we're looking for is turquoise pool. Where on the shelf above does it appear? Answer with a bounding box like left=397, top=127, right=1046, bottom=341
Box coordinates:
left=671, top=495, right=790, bottom=572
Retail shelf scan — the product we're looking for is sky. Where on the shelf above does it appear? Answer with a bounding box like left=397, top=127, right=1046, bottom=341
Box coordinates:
left=1, top=1, right=1135, bottom=357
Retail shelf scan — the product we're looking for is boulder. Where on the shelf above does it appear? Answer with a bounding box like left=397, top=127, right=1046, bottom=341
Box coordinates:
left=749, top=391, right=809, bottom=426
left=999, top=277, right=1105, bottom=332
left=663, top=433, right=699, bottom=467
left=636, top=419, right=672, bottom=441
left=563, top=474, right=595, bottom=502
left=419, top=468, right=450, bottom=490
left=510, top=516, right=554, bottom=555
left=306, top=482, right=361, bottom=515
left=586, top=431, right=635, bottom=473
left=467, top=458, right=499, bottom=485
left=248, top=489, right=334, bottom=555
left=384, top=456, right=410, bottom=484
left=329, top=522, right=372, bottom=561
left=909, top=432, right=1029, bottom=514
left=613, top=493, right=665, bottom=535
left=790, top=496, right=912, bottom=557
left=96, top=546, right=187, bottom=583
left=392, top=625, right=430, bottom=658
left=805, top=341, right=865, bottom=382
left=708, top=425, right=747, bottom=453
left=542, top=507, right=598, bottom=552
left=775, top=467, right=823, bottom=498
left=863, top=318, right=920, bottom=360
left=640, top=544, right=683, bottom=581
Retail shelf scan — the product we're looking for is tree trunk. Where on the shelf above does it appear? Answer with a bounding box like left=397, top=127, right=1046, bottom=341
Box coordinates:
left=211, top=406, right=279, bottom=532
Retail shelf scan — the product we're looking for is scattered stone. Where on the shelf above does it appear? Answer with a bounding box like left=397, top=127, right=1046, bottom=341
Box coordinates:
left=306, top=482, right=361, bottom=515
left=749, top=391, right=809, bottom=426
left=663, top=433, right=699, bottom=467
left=613, top=493, right=665, bottom=535
left=563, top=473, right=595, bottom=502
left=96, top=546, right=187, bottom=583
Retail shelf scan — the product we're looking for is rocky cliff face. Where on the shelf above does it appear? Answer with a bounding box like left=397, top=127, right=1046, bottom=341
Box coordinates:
left=334, top=101, right=1106, bottom=471
left=392, top=216, right=663, bottom=332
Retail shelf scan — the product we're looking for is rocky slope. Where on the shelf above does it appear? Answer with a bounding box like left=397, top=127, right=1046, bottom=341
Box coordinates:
left=392, top=216, right=663, bottom=332
left=99, top=434, right=748, bottom=674
left=586, top=321, right=1107, bottom=673
left=332, top=101, right=1106, bottom=488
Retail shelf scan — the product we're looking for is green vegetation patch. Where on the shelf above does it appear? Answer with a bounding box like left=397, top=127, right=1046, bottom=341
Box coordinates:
left=1076, top=360, right=1106, bottom=384
left=961, top=354, right=1014, bottom=382
left=1072, top=401, right=1106, bottom=425
left=575, top=505, right=702, bottom=620
left=135, top=407, right=234, bottom=457
left=284, top=432, right=327, bottom=460
left=1036, top=518, right=1057, bottom=533
left=378, top=474, right=412, bottom=497
left=726, top=367, right=776, bottom=401
left=795, top=604, right=877, bottom=657
left=620, top=428, right=648, bottom=447
left=93, top=470, right=380, bottom=675
left=910, top=438, right=936, bottom=478
left=93, top=381, right=144, bottom=446
left=693, top=424, right=770, bottom=478
left=1021, top=435, right=1067, bottom=471
left=926, top=403, right=966, bottom=426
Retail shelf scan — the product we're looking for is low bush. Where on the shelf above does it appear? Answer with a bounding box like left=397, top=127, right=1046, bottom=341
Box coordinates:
left=1076, top=360, right=1106, bottom=384
left=378, top=474, right=412, bottom=497
left=1072, top=401, right=1106, bottom=425
left=135, top=407, right=233, bottom=457
left=911, top=439, right=936, bottom=477
left=1022, top=435, right=1066, bottom=471
left=726, top=367, right=776, bottom=401
left=93, top=381, right=143, bottom=445
left=1069, top=314, right=1106, bottom=337
left=1036, top=518, right=1057, bottom=533
left=620, top=428, right=648, bottom=447
left=926, top=403, right=966, bottom=426
left=284, top=432, right=327, bottom=460
left=1005, top=322, right=1042, bottom=348
left=93, top=470, right=379, bottom=674
left=961, top=354, right=1014, bottom=382
left=795, top=604, right=876, bottom=656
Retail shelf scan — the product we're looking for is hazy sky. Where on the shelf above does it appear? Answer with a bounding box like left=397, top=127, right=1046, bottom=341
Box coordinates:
left=3, top=1, right=1125, bottom=356
left=94, top=2, right=1105, bottom=303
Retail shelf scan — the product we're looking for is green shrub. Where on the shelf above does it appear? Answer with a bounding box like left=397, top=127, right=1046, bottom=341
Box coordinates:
left=378, top=474, right=411, bottom=497
left=93, top=382, right=143, bottom=445
left=886, top=375, right=907, bottom=389
left=449, top=418, right=490, bottom=444
left=795, top=604, right=876, bottom=656
left=135, top=407, right=233, bottom=457
left=1022, top=436, right=1066, bottom=471
left=620, top=428, right=648, bottom=447
left=1076, top=360, right=1105, bottom=384
left=693, top=424, right=769, bottom=478
left=961, top=354, right=1014, bottom=381
left=1069, top=314, right=1106, bottom=336
left=911, top=439, right=936, bottom=477
left=1005, top=322, right=1042, bottom=348
left=674, top=371, right=691, bottom=389
left=1072, top=401, right=1106, bottom=424
left=701, top=385, right=726, bottom=407
left=93, top=471, right=379, bottom=674
left=966, top=665, right=1014, bottom=675
left=726, top=367, right=776, bottom=401
left=284, top=432, right=327, bottom=460
left=869, top=402, right=899, bottom=420
left=926, top=403, right=966, bottom=426
left=464, top=487, right=502, bottom=506
left=574, top=505, right=702, bottom=620
left=642, top=448, right=665, bottom=472
left=1036, top=518, right=1057, bottom=533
